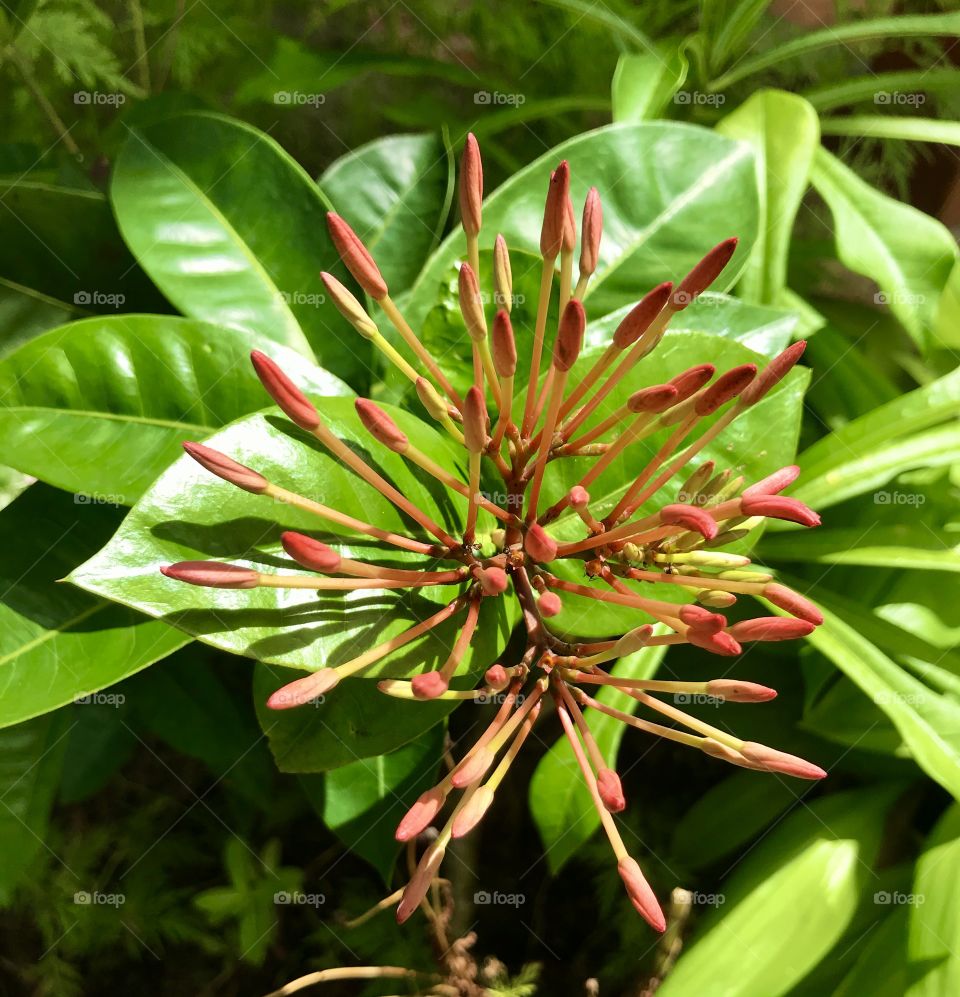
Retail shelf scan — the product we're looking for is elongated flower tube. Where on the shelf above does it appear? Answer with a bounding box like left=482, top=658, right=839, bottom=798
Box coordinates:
left=159, top=134, right=826, bottom=932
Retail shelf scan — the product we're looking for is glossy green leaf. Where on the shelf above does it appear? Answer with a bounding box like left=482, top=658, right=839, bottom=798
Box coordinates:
left=0, top=710, right=71, bottom=904
left=529, top=637, right=667, bottom=874
left=701, top=0, right=773, bottom=74
left=69, top=401, right=513, bottom=767
left=611, top=48, right=688, bottom=122
left=659, top=788, right=897, bottom=997
left=820, top=115, right=960, bottom=149
left=320, top=133, right=453, bottom=295
left=908, top=804, right=960, bottom=995
left=0, top=277, right=78, bottom=359
left=0, top=314, right=350, bottom=503
left=809, top=148, right=957, bottom=350
left=110, top=111, right=370, bottom=384
left=404, top=123, right=759, bottom=329
left=313, top=723, right=444, bottom=881
left=832, top=908, right=909, bottom=997
left=783, top=588, right=960, bottom=799
left=801, top=674, right=904, bottom=756
left=803, top=68, right=960, bottom=112
left=0, top=484, right=189, bottom=728
left=717, top=90, right=819, bottom=303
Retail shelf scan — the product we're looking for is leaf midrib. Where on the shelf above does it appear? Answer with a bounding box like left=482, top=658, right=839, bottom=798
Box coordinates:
left=0, top=405, right=211, bottom=433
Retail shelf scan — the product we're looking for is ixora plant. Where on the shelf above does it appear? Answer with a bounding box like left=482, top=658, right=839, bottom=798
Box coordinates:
left=156, top=136, right=823, bottom=932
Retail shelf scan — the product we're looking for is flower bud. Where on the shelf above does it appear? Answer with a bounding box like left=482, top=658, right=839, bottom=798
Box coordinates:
left=493, top=233, right=514, bottom=310
left=492, top=310, right=517, bottom=377
left=459, top=133, right=483, bottom=237
left=762, top=583, right=824, bottom=625
left=161, top=561, right=259, bottom=589
left=452, top=784, right=495, bottom=838
left=320, top=271, right=378, bottom=337
left=396, top=785, right=447, bottom=841
left=728, top=617, right=815, bottom=642
left=627, top=383, right=677, bottom=414
left=397, top=846, right=445, bottom=923
left=739, top=742, right=826, bottom=780
left=355, top=398, right=408, bottom=453
left=562, top=190, right=576, bottom=253
left=415, top=376, right=449, bottom=421
left=617, top=856, right=666, bottom=932
left=411, top=671, right=449, bottom=700
left=250, top=351, right=320, bottom=430
left=670, top=363, right=715, bottom=402
left=659, top=503, right=719, bottom=540
left=741, top=495, right=821, bottom=528
left=326, top=212, right=388, bottom=299
left=540, top=161, right=570, bottom=259
left=615, top=624, right=654, bottom=655
left=686, top=629, right=742, bottom=656
left=706, top=679, right=777, bottom=702
left=451, top=746, right=494, bottom=788
left=694, top=363, right=757, bottom=415
left=538, top=591, right=562, bottom=617
left=679, top=604, right=725, bottom=632
left=597, top=768, right=626, bottom=812
left=475, top=565, right=509, bottom=595
left=484, top=664, right=509, bottom=690
left=182, top=442, right=268, bottom=494
left=525, top=523, right=558, bottom=563
left=458, top=262, right=487, bottom=342
left=612, top=282, right=672, bottom=349
left=742, top=465, right=801, bottom=498
left=579, top=187, right=602, bottom=277
left=554, top=299, right=585, bottom=372
left=569, top=485, right=590, bottom=507
left=281, top=532, right=341, bottom=572
left=266, top=668, right=340, bottom=709
left=673, top=237, right=738, bottom=308
left=462, top=385, right=488, bottom=454
left=741, top=341, right=806, bottom=406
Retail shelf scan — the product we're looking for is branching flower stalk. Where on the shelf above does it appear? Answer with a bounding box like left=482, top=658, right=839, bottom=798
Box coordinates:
left=161, top=135, right=826, bottom=934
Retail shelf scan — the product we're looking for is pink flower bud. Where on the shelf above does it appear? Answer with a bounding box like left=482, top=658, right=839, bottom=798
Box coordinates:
left=452, top=785, right=495, bottom=838
left=687, top=629, right=742, bottom=656
left=569, top=485, right=590, bottom=507
left=397, top=846, right=445, bottom=923
left=355, top=398, right=409, bottom=452
left=280, top=531, right=341, bottom=572
left=492, top=309, right=517, bottom=378
left=741, top=494, right=821, bottom=528
left=617, top=856, right=666, bottom=932
left=476, top=566, right=509, bottom=595
left=706, top=679, right=777, bottom=702
left=411, top=671, right=449, bottom=700
left=320, top=271, right=378, bottom=337
left=597, top=768, right=626, bottom=812
left=670, top=363, right=715, bottom=402
left=459, top=133, right=483, bottom=237
left=728, top=617, right=816, bottom=642
left=694, top=363, right=757, bottom=415
left=326, top=212, right=388, bottom=299
left=462, top=385, right=488, bottom=454
left=540, top=161, right=570, bottom=258
left=554, top=299, right=585, bottom=372
left=562, top=190, right=576, bottom=253
left=182, top=442, right=268, bottom=494
left=579, top=187, right=602, bottom=277
left=395, top=785, right=447, bottom=841
left=679, top=604, right=725, bottom=632
left=741, top=340, right=806, bottom=406
left=266, top=668, right=340, bottom=709
left=742, top=465, right=801, bottom=498
left=659, top=503, right=719, bottom=540
left=538, top=591, right=562, bottom=617
left=525, top=523, right=558, bottom=563
left=627, top=383, right=678, bottom=414
left=739, top=742, right=827, bottom=780
left=458, top=262, right=487, bottom=342
left=250, top=351, right=320, bottom=430
left=673, top=237, right=738, bottom=308
left=612, top=282, right=672, bottom=348
left=451, top=746, right=494, bottom=788
left=161, top=561, right=259, bottom=589
left=762, top=583, right=824, bottom=625
left=484, top=664, right=509, bottom=690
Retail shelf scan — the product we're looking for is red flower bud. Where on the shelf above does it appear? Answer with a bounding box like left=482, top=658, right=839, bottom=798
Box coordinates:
left=741, top=495, right=821, bottom=528
left=597, top=768, right=626, bottom=812
left=355, top=398, right=408, bottom=452
left=411, top=671, right=449, bottom=700
left=627, top=383, right=677, bottom=414
left=706, top=679, right=777, bottom=702
left=562, top=190, right=576, bottom=253
left=540, top=161, right=570, bottom=258
left=679, top=604, right=726, bottom=632
left=612, top=282, right=672, bottom=349
left=763, top=583, right=824, bottom=625
left=659, top=503, right=719, bottom=540
left=694, top=363, right=757, bottom=415
left=579, top=187, right=602, bottom=277
left=673, top=237, right=738, bottom=308
left=182, top=442, right=268, bottom=494
left=687, top=629, right=742, bottom=656
left=525, top=523, right=558, bottom=563
left=459, top=133, right=483, bottom=237
left=458, top=262, right=487, bottom=342
left=669, top=363, right=715, bottom=402
left=741, top=340, right=806, bottom=406
left=397, top=847, right=444, bottom=924
left=617, top=857, right=666, bottom=933
left=742, top=465, right=800, bottom=498
left=250, top=351, right=320, bottom=430
left=554, top=299, right=585, bottom=372
left=395, top=785, right=447, bottom=841
left=161, top=561, right=259, bottom=589
left=484, top=664, right=509, bottom=690
left=739, top=742, right=826, bottom=780
left=492, top=309, right=517, bottom=378
left=326, top=212, right=388, bottom=299
left=280, top=532, right=341, bottom=572
left=462, top=385, right=488, bottom=454
left=476, top=565, right=509, bottom=595
left=538, top=591, right=562, bottom=617
left=728, top=617, right=815, bottom=642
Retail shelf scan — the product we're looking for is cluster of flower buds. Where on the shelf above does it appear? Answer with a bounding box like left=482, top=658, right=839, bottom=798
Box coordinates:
left=161, top=133, right=825, bottom=933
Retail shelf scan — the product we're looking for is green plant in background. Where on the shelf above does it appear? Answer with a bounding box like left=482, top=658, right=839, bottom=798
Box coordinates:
left=1, top=1, right=959, bottom=994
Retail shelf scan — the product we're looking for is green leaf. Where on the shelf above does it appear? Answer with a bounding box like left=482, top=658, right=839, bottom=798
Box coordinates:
left=0, top=314, right=350, bottom=503
left=758, top=526, right=960, bottom=573
left=611, top=47, right=688, bottom=122
left=832, top=908, right=909, bottom=997
left=701, top=0, right=773, bottom=74
left=0, top=485, right=189, bottom=729
left=820, top=115, right=960, bottom=149
left=529, top=638, right=667, bottom=874
left=0, top=277, right=78, bottom=359
left=809, top=148, right=958, bottom=350
left=320, top=133, right=453, bottom=296
left=658, top=787, right=897, bottom=997
left=783, top=589, right=960, bottom=800
left=312, top=723, right=445, bottom=881
left=69, top=401, right=513, bottom=767
left=717, top=90, right=819, bottom=303
left=803, top=68, right=960, bottom=113
left=0, top=710, right=71, bottom=904
left=110, top=111, right=370, bottom=384
left=405, top=123, right=759, bottom=330
left=908, top=804, right=960, bottom=995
